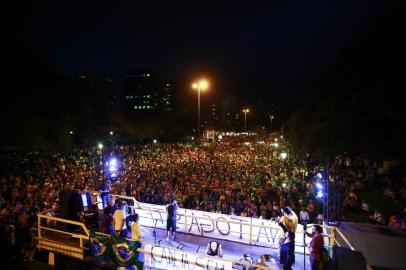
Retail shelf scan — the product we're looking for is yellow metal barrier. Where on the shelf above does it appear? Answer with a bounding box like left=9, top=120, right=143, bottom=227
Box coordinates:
left=37, top=194, right=338, bottom=267
left=37, top=210, right=90, bottom=260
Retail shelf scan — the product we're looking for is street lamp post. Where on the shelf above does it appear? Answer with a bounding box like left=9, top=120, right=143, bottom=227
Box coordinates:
left=97, top=143, right=104, bottom=186
left=192, top=80, right=209, bottom=145
left=270, top=115, right=275, bottom=132
left=242, top=108, right=250, bottom=132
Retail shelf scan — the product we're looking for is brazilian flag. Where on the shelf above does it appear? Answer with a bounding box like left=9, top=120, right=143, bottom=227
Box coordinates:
left=112, top=236, right=143, bottom=269
left=90, top=232, right=112, bottom=261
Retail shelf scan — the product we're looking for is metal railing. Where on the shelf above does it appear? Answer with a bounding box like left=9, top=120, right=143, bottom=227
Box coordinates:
left=37, top=210, right=90, bottom=260
left=92, top=192, right=337, bottom=256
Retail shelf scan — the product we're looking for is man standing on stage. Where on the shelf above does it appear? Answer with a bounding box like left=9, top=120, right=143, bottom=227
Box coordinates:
left=113, top=201, right=128, bottom=237
left=166, top=197, right=178, bottom=241
left=306, top=224, right=324, bottom=270
left=99, top=180, right=111, bottom=209
left=80, top=186, right=93, bottom=212
left=277, top=207, right=298, bottom=264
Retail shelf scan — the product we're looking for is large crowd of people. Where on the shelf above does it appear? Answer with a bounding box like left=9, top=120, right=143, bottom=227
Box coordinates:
left=0, top=136, right=405, bottom=266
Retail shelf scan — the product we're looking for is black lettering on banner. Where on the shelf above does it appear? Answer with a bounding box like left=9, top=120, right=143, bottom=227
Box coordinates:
left=256, top=221, right=270, bottom=242
left=168, top=248, right=176, bottom=265
left=230, top=216, right=249, bottom=239
left=207, top=258, right=213, bottom=269
left=161, top=247, right=168, bottom=262
left=270, top=226, right=279, bottom=244
left=150, top=246, right=162, bottom=263
left=181, top=253, right=191, bottom=270
left=216, top=217, right=231, bottom=235
left=215, top=262, right=226, bottom=270
left=176, top=213, right=182, bottom=231
left=200, top=214, right=215, bottom=234
left=188, top=213, right=201, bottom=233
left=195, top=256, right=206, bottom=270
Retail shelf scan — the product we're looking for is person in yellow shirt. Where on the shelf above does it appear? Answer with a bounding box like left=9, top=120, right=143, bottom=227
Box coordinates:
left=277, top=207, right=298, bottom=264
left=131, top=214, right=142, bottom=241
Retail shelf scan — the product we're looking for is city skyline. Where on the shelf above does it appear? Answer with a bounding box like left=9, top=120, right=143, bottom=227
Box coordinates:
left=4, top=0, right=401, bottom=110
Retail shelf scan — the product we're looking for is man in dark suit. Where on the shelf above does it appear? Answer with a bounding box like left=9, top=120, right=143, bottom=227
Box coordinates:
left=79, top=186, right=93, bottom=213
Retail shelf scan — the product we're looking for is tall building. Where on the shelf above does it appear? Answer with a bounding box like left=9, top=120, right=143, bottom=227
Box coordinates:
left=123, top=68, right=160, bottom=111
left=162, top=81, right=173, bottom=112
left=207, top=104, right=219, bottom=126
left=74, top=72, right=116, bottom=106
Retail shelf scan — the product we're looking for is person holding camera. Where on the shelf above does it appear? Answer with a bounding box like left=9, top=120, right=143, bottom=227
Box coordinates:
left=277, top=207, right=298, bottom=264
left=278, top=220, right=295, bottom=270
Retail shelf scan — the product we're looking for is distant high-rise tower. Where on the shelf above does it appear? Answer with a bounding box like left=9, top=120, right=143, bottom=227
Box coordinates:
left=123, top=68, right=160, bottom=111
left=162, top=81, right=173, bottom=112
left=74, top=72, right=116, bottom=106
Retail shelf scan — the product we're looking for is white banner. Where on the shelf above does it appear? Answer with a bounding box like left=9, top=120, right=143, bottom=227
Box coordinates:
left=133, top=202, right=321, bottom=253
left=142, top=242, right=233, bottom=270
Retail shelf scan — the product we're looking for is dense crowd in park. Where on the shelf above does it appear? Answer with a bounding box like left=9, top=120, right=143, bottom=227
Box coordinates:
left=0, top=136, right=405, bottom=264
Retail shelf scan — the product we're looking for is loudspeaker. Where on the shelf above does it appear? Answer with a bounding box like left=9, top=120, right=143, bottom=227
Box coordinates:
left=58, top=189, right=71, bottom=219
left=332, top=246, right=367, bottom=270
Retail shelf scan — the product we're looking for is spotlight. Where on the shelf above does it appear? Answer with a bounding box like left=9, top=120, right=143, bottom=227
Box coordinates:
left=109, top=158, right=117, bottom=167
left=107, top=157, right=119, bottom=179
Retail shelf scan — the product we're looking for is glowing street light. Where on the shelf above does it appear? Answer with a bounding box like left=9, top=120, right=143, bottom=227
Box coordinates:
left=192, top=79, right=209, bottom=144
left=153, top=139, right=157, bottom=144
left=98, top=143, right=104, bottom=150
left=270, top=115, right=275, bottom=131
left=110, top=131, right=114, bottom=135
left=280, top=152, right=287, bottom=160
left=242, top=108, right=250, bottom=132
left=69, top=131, right=74, bottom=134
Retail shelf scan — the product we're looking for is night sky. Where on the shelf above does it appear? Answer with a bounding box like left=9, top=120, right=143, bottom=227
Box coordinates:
left=4, top=0, right=400, bottom=109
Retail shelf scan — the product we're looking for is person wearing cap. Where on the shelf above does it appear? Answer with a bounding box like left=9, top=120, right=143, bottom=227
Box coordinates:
left=278, top=221, right=295, bottom=270
left=277, top=207, right=298, bottom=264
